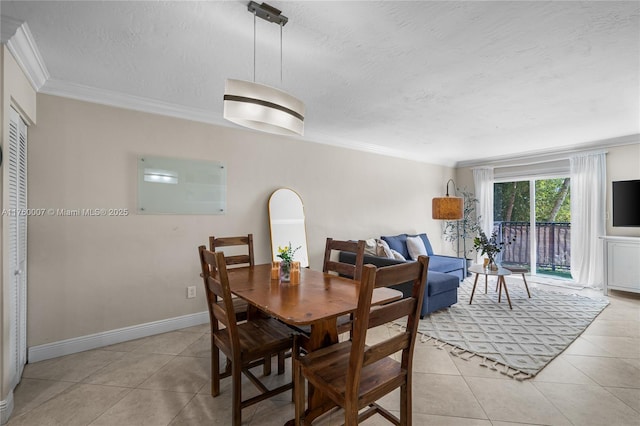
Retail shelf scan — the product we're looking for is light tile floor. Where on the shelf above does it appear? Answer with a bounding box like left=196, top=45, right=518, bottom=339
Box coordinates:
left=7, top=278, right=640, bottom=425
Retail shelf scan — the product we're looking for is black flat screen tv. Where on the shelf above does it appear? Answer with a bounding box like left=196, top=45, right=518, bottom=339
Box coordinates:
left=612, top=179, right=640, bottom=227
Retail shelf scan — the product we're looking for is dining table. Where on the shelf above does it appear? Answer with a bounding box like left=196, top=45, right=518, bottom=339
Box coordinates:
left=226, top=263, right=403, bottom=424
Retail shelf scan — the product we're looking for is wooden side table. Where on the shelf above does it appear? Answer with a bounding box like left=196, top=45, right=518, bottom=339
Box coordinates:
left=468, top=264, right=514, bottom=309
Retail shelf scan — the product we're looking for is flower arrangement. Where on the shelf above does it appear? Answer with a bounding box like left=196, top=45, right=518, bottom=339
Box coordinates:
left=277, top=242, right=301, bottom=282
left=473, top=230, right=515, bottom=269
left=277, top=242, right=301, bottom=265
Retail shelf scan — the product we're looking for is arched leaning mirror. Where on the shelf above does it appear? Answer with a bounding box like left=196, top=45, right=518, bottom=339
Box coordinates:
left=268, top=188, right=309, bottom=268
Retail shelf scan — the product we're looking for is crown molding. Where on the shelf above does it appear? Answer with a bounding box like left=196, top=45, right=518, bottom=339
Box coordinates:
left=456, top=134, right=640, bottom=169
left=2, top=19, right=49, bottom=91
left=307, top=130, right=451, bottom=166
left=41, top=78, right=228, bottom=126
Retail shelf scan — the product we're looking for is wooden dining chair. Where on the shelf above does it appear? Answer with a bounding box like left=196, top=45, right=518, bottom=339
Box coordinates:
left=198, top=242, right=282, bottom=381
left=294, top=255, right=429, bottom=426
left=201, top=248, right=296, bottom=426
left=323, top=238, right=366, bottom=335
left=322, top=238, right=366, bottom=281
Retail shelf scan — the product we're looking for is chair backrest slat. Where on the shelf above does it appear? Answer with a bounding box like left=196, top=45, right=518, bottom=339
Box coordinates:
left=362, top=334, right=410, bottom=367
left=210, top=236, right=250, bottom=247
left=367, top=298, right=414, bottom=329
left=324, top=261, right=357, bottom=278
left=372, top=261, right=424, bottom=288
left=211, top=301, right=230, bottom=327
left=224, top=254, right=252, bottom=266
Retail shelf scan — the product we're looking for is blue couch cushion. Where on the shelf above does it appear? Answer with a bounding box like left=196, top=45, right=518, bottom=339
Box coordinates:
left=381, top=234, right=409, bottom=259
left=429, top=255, right=465, bottom=274
left=427, top=271, right=460, bottom=296
left=383, top=233, right=436, bottom=258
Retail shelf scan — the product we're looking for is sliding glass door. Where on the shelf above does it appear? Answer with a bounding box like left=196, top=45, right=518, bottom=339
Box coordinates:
left=494, top=178, right=571, bottom=278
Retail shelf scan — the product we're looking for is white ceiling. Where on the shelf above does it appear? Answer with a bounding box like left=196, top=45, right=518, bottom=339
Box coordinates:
left=1, top=1, right=639, bottom=166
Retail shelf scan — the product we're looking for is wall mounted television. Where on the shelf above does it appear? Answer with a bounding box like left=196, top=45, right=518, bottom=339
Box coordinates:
left=612, top=179, right=640, bottom=227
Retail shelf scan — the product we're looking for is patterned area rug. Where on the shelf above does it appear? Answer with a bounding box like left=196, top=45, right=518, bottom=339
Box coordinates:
left=397, top=278, right=609, bottom=380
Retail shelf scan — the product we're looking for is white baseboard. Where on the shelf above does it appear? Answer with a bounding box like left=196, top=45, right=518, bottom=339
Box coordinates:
left=0, top=390, right=14, bottom=425
left=27, top=311, right=209, bottom=363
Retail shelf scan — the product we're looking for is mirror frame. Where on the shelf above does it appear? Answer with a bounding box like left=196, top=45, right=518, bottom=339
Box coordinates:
left=268, top=188, right=310, bottom=268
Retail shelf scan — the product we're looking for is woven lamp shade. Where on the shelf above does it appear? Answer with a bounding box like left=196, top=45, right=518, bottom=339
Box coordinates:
left=432, top=196, right=464, bottom=220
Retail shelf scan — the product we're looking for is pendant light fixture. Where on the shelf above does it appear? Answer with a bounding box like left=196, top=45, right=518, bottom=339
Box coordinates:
left=223, top=2, right=305, bottom=136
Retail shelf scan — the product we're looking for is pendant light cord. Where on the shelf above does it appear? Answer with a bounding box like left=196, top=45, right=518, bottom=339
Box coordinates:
left=280, top=22, right=283, bottom=84
left=250, top=3, right=286, bottom=85
left=253, top=11, right=256, bottom=82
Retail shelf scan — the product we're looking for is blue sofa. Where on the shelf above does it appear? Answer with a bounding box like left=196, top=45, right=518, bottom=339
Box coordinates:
left=339, top=233, right=465, bottom=317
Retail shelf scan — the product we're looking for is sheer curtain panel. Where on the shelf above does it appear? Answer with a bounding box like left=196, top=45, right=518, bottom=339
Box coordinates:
left=473, top=167, right=494, bottom=236
left=570, top=152, right=606, bottom=287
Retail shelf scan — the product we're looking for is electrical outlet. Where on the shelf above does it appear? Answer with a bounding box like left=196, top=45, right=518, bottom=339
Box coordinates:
left=187, top=286, right=196, bottom=299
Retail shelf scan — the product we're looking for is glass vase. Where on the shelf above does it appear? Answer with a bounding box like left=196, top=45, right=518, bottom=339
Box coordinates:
left=280, top=262, right=291, bottom=282
left=488, top=256, right=498, bottom=271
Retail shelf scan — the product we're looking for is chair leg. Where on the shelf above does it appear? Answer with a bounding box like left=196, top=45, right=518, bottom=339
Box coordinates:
left=344, top=400, right=359, bottom=426
left=263, top=354, right=272, bottom=376
left=278, top=351, right=285, bottom=375
left=212, top=339, right=221, bottom=397
left=402, top=378, right=411, bottom=426
left=232, top=361, right=242, bottom=426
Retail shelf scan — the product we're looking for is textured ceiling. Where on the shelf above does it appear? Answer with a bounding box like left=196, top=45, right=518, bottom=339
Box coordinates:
left=1, top=1, right=639, bottom=166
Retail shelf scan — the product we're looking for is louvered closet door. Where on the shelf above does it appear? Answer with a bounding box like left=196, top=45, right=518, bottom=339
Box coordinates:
left=7, top=107, right=28, bottom=388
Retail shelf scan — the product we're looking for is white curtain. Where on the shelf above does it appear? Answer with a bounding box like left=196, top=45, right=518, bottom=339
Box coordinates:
left=570, top=152, right=606, bottom=287
left=473, top=167, right=494, bottom=236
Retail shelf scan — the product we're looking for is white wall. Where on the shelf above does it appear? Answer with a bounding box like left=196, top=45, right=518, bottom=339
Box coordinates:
left=26, top=93, right=454, bottom=347
left=604, top=143, right=640, bottom=237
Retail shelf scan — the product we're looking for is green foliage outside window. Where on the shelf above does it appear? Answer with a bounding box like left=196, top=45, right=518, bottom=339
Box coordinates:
left=494, top=178, right=570, bottom=223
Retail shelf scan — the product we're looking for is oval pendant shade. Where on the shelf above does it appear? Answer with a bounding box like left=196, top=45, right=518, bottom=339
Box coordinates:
left=223, top=79, right=305, bottom=136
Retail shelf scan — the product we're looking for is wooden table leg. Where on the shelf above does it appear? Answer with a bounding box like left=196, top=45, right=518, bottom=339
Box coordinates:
left=500, top=276, right=512, bottom=309
left=289, top=318, right=339, bottom=425
left=469, top=273, right=480, bottom=305
left=497, top=276, right=502, bottom=303
left=522, top=273, right=531, bottom=298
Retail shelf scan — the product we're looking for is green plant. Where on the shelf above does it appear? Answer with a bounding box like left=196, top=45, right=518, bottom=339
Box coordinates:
left=473, top=230, right=515, bottom=262
left=442, top=188, right=481, bottom=259
left=277, top=242, right=300, bottom=265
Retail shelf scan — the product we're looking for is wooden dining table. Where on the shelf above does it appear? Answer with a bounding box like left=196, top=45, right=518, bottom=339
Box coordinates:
left=226, top=263, right=402, bottom=424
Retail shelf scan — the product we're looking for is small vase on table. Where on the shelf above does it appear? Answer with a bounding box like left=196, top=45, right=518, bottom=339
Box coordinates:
left=276, top=242, right=301, bottom=284
left=280, top=261, right=291, bottom=282
left=487, top=255, right=498, bottom=271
